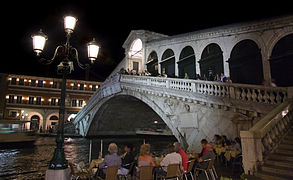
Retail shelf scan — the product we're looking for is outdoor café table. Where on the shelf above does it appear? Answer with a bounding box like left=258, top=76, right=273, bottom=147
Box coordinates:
left=224, top=150, right=241, bottom=161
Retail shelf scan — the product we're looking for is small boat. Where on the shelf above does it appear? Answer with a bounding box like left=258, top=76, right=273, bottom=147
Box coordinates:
left=0, top=120, right=37, bottom=148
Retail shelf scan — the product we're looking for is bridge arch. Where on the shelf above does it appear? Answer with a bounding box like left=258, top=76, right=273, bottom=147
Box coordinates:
left=199, top=43, right=224, bottom=81
left=146, top=51, right=159, bottom=76
left=86, top=92, right=187, bottom=148
left=270, top=33, right=293, bottom=86
left=228, top=39, right=263, bottom=85
left=178, top=46, right=196, bottom=79
left=160, top=48, right=176, bottom=77
left=128, top=38, right=143, bottom=73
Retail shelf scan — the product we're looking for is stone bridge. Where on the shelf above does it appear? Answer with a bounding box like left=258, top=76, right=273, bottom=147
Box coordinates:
left=73, top=74, right=291, bottom=151
left=72, top=15, right=293, bottom=152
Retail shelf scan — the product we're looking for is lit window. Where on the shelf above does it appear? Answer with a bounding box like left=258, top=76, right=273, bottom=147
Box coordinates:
left=36, top=97, right=41, bottom=105
left=16, top=96, right=22, bottom=104
left=29, top=97, right=34, bottom=104
left=8, top=95, right=14, bottom=103
left=78, top=100, right=83, bottom=107
left=129, top=39, right=142, bottom=58
left=72, top=99, right=77, bottom=107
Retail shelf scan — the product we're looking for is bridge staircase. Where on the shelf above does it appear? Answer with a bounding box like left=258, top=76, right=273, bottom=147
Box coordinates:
left=241, top=101, right=293, bottom=179
left=256, top=124, right=293, bottom=180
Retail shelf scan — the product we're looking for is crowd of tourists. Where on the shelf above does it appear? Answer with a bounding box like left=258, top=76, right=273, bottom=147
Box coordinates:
left=80, top=135, right=242, bottom=179
left=118, top=68, right=232, bottom=83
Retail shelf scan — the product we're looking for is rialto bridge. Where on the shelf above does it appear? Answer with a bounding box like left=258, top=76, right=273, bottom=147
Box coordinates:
left=72, top=15, right=293, bottom=175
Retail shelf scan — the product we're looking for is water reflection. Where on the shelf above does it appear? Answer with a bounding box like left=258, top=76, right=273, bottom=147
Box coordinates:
left=0, top=136, right=175, bottom=179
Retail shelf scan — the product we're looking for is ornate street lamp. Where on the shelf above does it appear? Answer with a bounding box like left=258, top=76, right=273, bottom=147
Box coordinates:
left=31, top=15, right=100, bottom=170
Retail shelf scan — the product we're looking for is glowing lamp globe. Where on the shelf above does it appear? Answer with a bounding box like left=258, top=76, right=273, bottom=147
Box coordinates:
left=31, top=29, right=48, bottom=56
left=64, top=16, right=77, bottom=33
left=87, top=38, right=100, bottom=63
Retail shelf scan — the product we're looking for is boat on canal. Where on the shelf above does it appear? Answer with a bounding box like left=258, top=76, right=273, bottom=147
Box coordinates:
left=0, top=120, right=37, bottom=148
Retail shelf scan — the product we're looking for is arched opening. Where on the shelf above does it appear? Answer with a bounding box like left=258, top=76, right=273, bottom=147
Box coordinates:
left=270, top=34, right=293, bottom=86
left=128, top=39, right=143, bottom=74
left=228, top=40, right=263, bottom=85
left=87, top=95, right=172, bottom=136
left=30, top=115, right=40, bottom=131
left=178, top=46, right=196, bottom=79
left=146, top=51, right=159, bottom=76
left=199, top=43, right=224, bottom=81
left=160, top=49, right=175, bottom=77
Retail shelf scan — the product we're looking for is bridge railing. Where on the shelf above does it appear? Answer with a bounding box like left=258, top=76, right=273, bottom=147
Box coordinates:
left=120, top=75, right=292, bottom=104
left=240, top=101, right=293, bottom=175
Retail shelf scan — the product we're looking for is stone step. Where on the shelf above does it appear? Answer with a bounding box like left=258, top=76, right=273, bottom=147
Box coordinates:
left=265, top=159, right=293, bottom=168
left=279, top=143, right=293, bottom=150
left=269, top=153, right=293, bottom=161
left=282, top=138, right=293, bottom=145
left=285, top=133, right=293, bottom=140
left=276, top=148, right=293, bottom=155
left=261, top=164, right=293, bottom=178
left=256, top=171, right=293, bottom=180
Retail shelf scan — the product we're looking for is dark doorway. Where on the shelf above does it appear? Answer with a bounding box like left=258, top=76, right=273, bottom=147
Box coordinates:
left=228, top=40, right=263, bottom=85
left=30, top=115, right=40, bottom=131
left=133, top=62, right=139, bottom=73
left=178, top=46, right=196, bottom=79
left=146, top=51, right=159, bottom=76
left=160, top=49, right=175, bottom=77
left=199, top=43, right=224, bottom=81
left=270, top=34, right=293, bottom=87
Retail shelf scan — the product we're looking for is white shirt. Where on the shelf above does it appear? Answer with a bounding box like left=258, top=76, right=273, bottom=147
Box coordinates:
left=160, top=152, right=182, bottom=172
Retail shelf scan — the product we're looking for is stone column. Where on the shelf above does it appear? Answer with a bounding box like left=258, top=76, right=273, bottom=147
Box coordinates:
left=262, top=51, right=272, bottom=85
left=240, top=130, right=263, bottom=175
left=222, top=51, right=230, bottom=77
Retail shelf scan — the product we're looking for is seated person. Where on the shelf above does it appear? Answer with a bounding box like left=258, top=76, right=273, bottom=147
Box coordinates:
left=98, top=143, right=122, bottom=178
left=222, top=135, right=231, bottom=146
left=231, top=137, right=242, bottom=153
left=198, top=139, right=208, bottom=158
left=138, top=144, right=155, bottom=167
left=174, top=142, right=188, bottom=172
left=211, top=134, right=222, bottom=145
left=118, top=144, right=135, bottom=175
left=155, top=144, right=182, bottom=177
left=194, top=143, right=216, bottom=170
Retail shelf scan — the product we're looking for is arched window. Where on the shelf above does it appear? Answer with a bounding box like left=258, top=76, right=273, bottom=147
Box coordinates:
left=270, top=34, right=293, bottom=86
left=199, top=43, right=223, bottom=81
left=178, top=46, right=196, bottom=79
left=129, top=39, right=142, bottom=58
left=160, top=49, right=175, bottom=77
left=146, top=51, right=159, bottom=76
left=228, top=40, right=263, bottom=85
left=50, top=115, right=59, bottom=120
left=128, top=39, right=142, bottom=74
left=30, top=115, right=40, bottom=131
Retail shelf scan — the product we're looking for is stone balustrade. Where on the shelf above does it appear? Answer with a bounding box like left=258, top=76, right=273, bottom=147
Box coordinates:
left=120, top=75, right=292, bottom=104
left=240, top=101, right=293, bottom=175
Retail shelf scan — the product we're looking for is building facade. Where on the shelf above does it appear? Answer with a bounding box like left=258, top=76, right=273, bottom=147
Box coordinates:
left=0, top=73, right=101, bottom=132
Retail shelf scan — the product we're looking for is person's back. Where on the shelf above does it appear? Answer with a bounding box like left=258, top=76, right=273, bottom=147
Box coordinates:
left=174, top=142, right=188, bottom=171
left=138, top=154, right=155, bottom=166
left=99, top=153, right=122, bottom=172
left=99, top=143, right=122, bottom=176
left=160, top=152, right=182, bottom=172
left=138, top=144, right=155, bottom=166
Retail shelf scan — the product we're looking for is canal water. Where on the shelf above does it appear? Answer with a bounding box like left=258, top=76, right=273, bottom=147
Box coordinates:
left=0, top=136, right=176, bottom=179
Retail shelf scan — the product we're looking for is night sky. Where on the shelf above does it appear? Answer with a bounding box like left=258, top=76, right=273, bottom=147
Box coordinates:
left=2, top=1, right=293, bottom=81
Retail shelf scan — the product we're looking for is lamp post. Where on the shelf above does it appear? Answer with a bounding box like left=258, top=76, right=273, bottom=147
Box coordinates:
left=31, top=15, right=100, bottom=170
